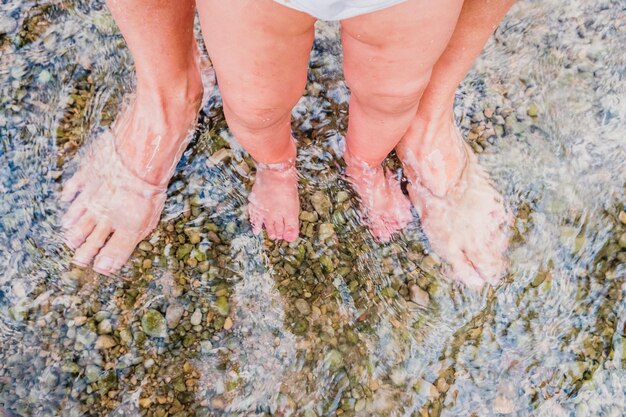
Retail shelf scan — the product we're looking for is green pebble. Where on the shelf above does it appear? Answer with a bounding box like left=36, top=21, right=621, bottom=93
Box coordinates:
left=173, top=377, right=187, bottom=393
left=183, top=333, right=197, bottom=348
left=214, top=296, right=230, bottom=316
left=326, top=349, right=344, bottom=371
left=141, top=309, right=167, bottom=338
left=62, top=361, right=81, bottom=374
left=176, top=243, right=194, bottom=259
left=299, top=211, right=318, bottom=223
left=185, top=228, right=202, bottom=244
left=319, top=255, right=334, bottom=273
left=292, top=318, right=309, bottom=335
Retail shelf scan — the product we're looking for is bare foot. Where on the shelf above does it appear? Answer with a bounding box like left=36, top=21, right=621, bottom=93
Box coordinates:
left=248, top=156, right=300, bottom=242
left=344, top=149, right=413, bottom=242
left=61, top=62, right=209, bottom=275
left=396, top=114, right=511, bottom=289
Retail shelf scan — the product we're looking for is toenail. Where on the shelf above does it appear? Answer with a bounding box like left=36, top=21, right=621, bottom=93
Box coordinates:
left=95, top=257, right=113, bottom=272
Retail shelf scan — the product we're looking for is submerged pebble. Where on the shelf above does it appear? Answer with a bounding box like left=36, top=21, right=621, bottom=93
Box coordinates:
left=409, top=285, right=430, bottom=307
left=141, top=309, right=167, bottom=338
left=190, top=308, right=203, bottom=326
left=166, top=304, right=185, bottom=329
left=0, top=16, right=17, bottom=35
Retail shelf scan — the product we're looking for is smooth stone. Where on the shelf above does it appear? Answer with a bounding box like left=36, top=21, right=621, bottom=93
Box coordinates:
left=494, top=395, right=515, bottom=414
left=190, top=308, right=203, bottom=326
left=200, top=341, right=213, bottom=353
left=311, top=191, right=332, bottom=218
left=166, top=304, right=185, bottom=329
left=0, top=16, right=17, bottom=35
left=138, top=241, right=153, bottom=252
left=318, top=223, right=335, bottom=241
left=75, top=328, right=97, bottom=347
left=299, top=211, right=318, bottom=223
left=85, top=365, right=101, bottom=383
left=409, top=285, right=430, bottom=308
left=336, top=191, right=349, bottom=203
left=120, top=328, right=133, bottom=345
left=97, top=319, right=112, bottom=334
left=294, top=299, right=311, bottom=315
left=185, top=228, right=202, bottom=244
left=95, top=335, right=117, bottom=350
left=223, top=317, right=233, bottom=330
left=139, top=398, right=152, bottom=408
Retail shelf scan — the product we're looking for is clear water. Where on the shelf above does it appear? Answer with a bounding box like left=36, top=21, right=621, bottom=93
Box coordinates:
left=1, top=1, right=625, bottom=416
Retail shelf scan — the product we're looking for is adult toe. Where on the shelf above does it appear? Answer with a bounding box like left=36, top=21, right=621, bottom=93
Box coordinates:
left=64, top=214, right=96, bottom=249
left=72, top=223, right=112, bottom=267
left=61, top=171, right=86, bottom=202
left=274, top=219, right=286, bottom=241
left=265, top=222, right=277, bottom=240
left=451, top=261, right=485, bottom=290
left=61, top=193, right=89, bottom=229
left=93, top=231, right=140, bottom=275
left=283, top=215, right=300, bottom=242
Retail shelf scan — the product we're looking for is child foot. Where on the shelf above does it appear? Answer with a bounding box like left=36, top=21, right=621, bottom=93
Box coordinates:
left=344, top=149, right=413, bottom=242
left=61, top=66, right=207, bottom=275
left=248, top=158, right=300, bottom=242
left=396, top=115, right=511, bottom=289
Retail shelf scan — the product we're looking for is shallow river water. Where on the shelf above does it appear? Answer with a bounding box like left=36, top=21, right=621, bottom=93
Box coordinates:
left=1, top=0, right=625, bottom=416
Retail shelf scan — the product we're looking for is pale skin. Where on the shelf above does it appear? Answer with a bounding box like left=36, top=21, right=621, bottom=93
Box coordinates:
left=62, top=0, right=515, bottom=287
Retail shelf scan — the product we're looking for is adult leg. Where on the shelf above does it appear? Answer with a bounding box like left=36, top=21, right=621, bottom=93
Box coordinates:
left=340, top=0, right=464, bottom=242
left=396, top=0, right=516, bottom=288
left=197, top=0, right=316, bottom=241
left=61, top=0, right=204, bottom=275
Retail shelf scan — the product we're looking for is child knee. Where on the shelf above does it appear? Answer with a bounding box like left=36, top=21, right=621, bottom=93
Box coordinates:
left=225, top=102, right=292, bottom=132
left=349, top=78, right=428, bottom=116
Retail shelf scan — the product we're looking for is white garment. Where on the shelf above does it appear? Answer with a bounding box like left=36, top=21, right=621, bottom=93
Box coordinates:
left=273, top=0, right=408, bottom=20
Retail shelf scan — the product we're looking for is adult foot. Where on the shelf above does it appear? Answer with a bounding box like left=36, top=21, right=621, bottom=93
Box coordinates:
left=248, top=149, right=300, bottom=242
left=344, top=149, right=413, bottom=243
left=396, top=114, right=511, bottom=289
left=61, top=63, right=207, bottom=275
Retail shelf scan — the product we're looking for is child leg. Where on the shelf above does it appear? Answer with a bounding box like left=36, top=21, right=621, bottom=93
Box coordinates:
left=196, top=0, right=316, bottom=241
left=340, top=0, right=464, bottom=241
left=396, top=0, right=516, bottom=288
